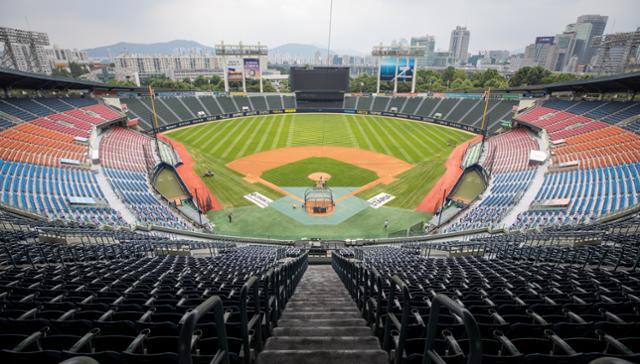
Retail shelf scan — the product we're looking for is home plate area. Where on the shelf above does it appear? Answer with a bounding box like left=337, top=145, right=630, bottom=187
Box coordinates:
left=270, top=187, right=369, bottom=225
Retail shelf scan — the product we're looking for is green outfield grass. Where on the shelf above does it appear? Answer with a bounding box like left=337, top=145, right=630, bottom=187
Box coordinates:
left=261, top=157, right=378, bottom=187
left=209, top=205, right=432, bottom=240
left=165, top=114, right=473, bottom=209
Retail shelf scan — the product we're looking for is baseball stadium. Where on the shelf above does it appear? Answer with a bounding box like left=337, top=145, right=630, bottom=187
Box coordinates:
left=2, top=1, right=640, bottom=363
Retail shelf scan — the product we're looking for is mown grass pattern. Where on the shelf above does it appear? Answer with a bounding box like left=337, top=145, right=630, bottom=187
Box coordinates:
left=261, top=157, right=379, bottom=187
left=165, top=114, right=473, bottom=208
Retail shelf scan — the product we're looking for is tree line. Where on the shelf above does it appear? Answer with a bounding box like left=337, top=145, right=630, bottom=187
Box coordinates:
left=105, top=65, right=588, bottom=93
left=349, top=66, right=590, bottom=93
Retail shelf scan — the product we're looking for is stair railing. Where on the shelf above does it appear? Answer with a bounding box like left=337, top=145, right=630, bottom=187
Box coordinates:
left=422, top=294, right=482, bottom=364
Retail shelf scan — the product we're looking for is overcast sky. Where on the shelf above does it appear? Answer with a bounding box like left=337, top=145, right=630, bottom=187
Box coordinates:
left=1, top=0, right=639, bottom=54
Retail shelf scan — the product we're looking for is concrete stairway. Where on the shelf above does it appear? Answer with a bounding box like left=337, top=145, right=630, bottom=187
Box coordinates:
left=257, top=265, right=387, bottom=364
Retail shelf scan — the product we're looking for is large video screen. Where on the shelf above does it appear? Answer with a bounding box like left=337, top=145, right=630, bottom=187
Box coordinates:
left=290, top=67, right=350, bottom=93
left=380, top=57, right=414, bottom=81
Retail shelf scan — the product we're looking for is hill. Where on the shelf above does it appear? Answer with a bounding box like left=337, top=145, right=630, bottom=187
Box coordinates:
left=85, top=39, right=215, bottom=59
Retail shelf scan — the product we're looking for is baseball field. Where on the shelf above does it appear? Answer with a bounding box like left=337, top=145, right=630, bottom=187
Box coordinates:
left=163, top=113, right=474, bottom=239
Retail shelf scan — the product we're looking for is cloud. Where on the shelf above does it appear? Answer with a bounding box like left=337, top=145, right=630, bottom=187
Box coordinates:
left=0, top=0, right=638, bottom=54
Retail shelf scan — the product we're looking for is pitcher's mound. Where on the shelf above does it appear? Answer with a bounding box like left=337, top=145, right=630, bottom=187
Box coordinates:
left=308, top=172, right=331, bottom=182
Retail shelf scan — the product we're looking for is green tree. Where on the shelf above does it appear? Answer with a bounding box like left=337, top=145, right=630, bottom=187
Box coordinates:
left=51, top=68, right=72, bottom=78
left=508, top=66, right=552, bottom=87
left=441, top=66, right=456, bottom=86
left=349, top=73, right=377, bottom=93
left=106, top=79, right=137, bottom=87
left=69, top=62, right=89, bottom=78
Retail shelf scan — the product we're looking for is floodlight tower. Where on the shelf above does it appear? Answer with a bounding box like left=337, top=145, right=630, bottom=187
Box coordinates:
left=215, top=42, right=268, bottom=93
left=0, top=27, right=51, bottom=74
left=371, top=44, right=425, bottom=94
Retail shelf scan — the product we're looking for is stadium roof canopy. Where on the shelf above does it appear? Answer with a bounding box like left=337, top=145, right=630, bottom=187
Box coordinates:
left=0, top=67, right=139, bottom=91
left=505, top=71, right=640, bottom=94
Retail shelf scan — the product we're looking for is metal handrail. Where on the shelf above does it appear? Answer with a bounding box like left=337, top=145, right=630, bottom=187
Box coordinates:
left=178, top=295, right=230, bottom=364
left=422, top=294, right=482, bottom=364
left=383, top=275, right=412, bottom=364
left=239, top=276, right=261, bottom=363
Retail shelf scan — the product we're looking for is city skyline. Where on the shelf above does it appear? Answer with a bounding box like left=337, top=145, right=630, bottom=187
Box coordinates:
left=1, top=0, right=639, bottom=55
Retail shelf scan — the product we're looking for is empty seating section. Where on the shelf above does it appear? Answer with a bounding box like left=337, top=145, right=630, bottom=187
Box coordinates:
left=216, top=95, right=239, bottom=114
left=0, top=213, right=308, bottom=364
left=514, top=100, right=640, bottom=228
left=0, top=160, right=123, bottom=225
left=446, top=98, right=477, bottom=122
left=387, top=96, right=406, bottom=111
left=234, top=96, right=251, bottom=111
left=180, top=96, right=208, bottom=116
left=100, top=127, right=190, bottom=229
left=152, top=98, right=179, bottom=124
left=481, top=128, right=538, bottom=174
left=198, top=95, right=223, bottom=115
left=609, top=103, right=640, bottom=124
left=446, top=129, right=539, bottom=232
left=515, top=163, right=640, bottom=228
left=356, top=95, right=373, bottom=110
left=431, top=98, right=459, bottom=118
left=282, top=95, right=296, bottom=109
left=414, top=98, right=439, bottom=117
left=60, top=97, right=97, bottom=108
left=334, top=242, right=640, bottom=364
left=104, top=167, right=190, bottom=229
left=0, top=124, right=87, bottom=166
left=483, top=100, right=517, bottom=129
left=100, top=127, right=155, bottom=172
left=400, top=97, right=422, bottom=114
left=0, top=97, right=131, bottom=224
left=157, top=140, right=181, bottom=166
left=447, top=170, right=535, bottom=232
left=343, top=95, right=357, bottom=109
left=517, top=106, right=611, bottom=141
left=370, top=96, right=390, bottom=112
left=625, top=119, right=640, bottom=133
left=249, top=95, right=268, bottom=111
left=265, top=95, right=283, bottom=110
left=158, top=97, right=194, bottom=121
left=0, top=118, right=13, bottom=131
left=32, top=98, right=74, bottom=112
left=461, top=141, right=482, bottom=168
left=119, top=94, right=518, bottom=134
left=544, top=99, right=640, bottom=125
left=0, top=98, right=106, bottom=124
left=552, top=126, right=640, bottom=169
left=121, top=97, right=154, bottom=129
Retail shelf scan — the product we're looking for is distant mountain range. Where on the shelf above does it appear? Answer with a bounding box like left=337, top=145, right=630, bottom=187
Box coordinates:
left=84, top=40, right=214, bottom=59
left=84, top=40, right=366, bottom=60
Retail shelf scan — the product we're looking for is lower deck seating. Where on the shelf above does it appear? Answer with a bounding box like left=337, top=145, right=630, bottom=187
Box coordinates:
left=0, top=160, right=123, bottom=225
left=515, top=163, right=640, bottom=228
left=0, top=218, right=307, bottom=364
left=100, top=127, right=190, bottom=230
left=334, top=239, right=640, bottom=364
left=446, top=170, right=535, bottom=232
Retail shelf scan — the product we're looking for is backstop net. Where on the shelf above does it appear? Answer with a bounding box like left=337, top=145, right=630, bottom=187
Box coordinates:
left=304, top=187, right=335, bottom=215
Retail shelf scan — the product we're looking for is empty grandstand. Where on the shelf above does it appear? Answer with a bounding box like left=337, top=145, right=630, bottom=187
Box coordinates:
left=1, top=55, right=640, bottom=364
